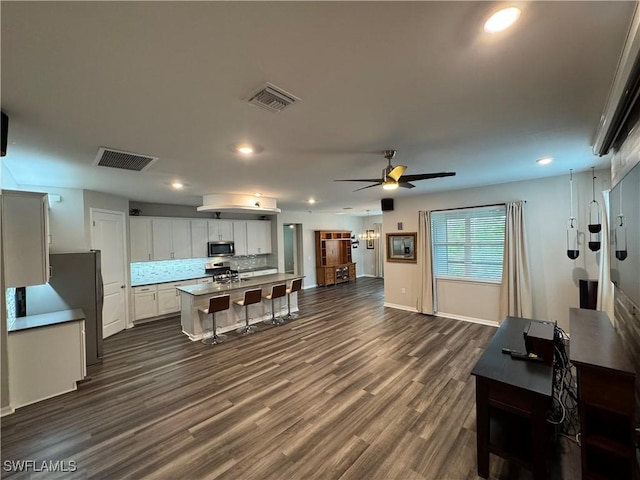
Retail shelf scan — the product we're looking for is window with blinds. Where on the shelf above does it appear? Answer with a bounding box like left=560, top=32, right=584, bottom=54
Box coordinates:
left=430, top=206, right=506, bottom=282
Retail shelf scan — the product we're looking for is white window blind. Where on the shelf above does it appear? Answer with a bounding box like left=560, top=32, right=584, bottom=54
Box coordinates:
left=430, top=206, right=506, bottom=281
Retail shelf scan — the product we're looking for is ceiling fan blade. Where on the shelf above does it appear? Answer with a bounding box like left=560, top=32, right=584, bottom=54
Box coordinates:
left=399, top=182, right=415, bottom=189
left=353, top=183, right=382, bottom=192
left=334, top=178, right=384, bottom=183
left=387, top=165, right=407, bottom=182
left=399, top=172, right=456, bottom=182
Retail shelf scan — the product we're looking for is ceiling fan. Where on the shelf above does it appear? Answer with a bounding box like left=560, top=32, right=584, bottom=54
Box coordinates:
left=334, top=150, right=456, bottom=192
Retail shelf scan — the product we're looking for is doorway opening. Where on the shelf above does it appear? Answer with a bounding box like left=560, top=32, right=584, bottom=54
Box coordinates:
left=283, top=223, right=304, bottom=276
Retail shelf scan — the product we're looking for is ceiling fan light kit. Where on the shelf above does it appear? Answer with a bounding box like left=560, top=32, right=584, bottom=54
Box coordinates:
left=334, top=149, right=456, bottom=192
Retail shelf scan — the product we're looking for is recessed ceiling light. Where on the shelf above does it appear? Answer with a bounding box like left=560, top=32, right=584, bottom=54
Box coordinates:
left=170, top=181, right=184, bottom=189
left=308, top=198, right=316, bottom=204
left=255, top=192, right=262, bottom=197
left=233, top=143, right=263, bottom=155
left=484, top=7, right=521, bottom=33
left=537, top=157, right=553, bottom=165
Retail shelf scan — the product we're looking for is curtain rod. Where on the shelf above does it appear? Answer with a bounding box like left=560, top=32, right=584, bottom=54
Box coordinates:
left=429, top=201, right=526, bottom=213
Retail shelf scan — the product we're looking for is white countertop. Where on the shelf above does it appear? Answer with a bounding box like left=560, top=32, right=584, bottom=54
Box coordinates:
left=177, top=273, right=303, bottom=296
left=9, top=308, right=85, bottom=333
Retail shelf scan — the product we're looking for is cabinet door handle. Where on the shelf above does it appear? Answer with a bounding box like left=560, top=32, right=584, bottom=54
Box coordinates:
left=153, top=293, right=156, bottom=301
left=148, top=253, right=151, bottom=260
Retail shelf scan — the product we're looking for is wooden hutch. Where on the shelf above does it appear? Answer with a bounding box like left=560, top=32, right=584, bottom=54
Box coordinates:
left=315, top=230, right=356, bottom=286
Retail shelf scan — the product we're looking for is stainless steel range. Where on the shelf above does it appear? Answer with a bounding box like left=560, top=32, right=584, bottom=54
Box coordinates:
left=205, top=261, right=239, bottom=283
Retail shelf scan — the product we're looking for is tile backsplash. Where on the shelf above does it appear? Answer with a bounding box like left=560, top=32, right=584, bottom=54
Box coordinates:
left=230, top=256, right=268, bottom=271
left=5, top=287, right=16, bottom=324
left=131, top=258, right=210, bottom=286
left=130, top=255, right=270, bottom=286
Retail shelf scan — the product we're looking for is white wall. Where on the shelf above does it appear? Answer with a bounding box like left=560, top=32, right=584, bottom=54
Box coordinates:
left=276, top=212, right=364, bottom=287
left=382, top=170, right=610, bottom=332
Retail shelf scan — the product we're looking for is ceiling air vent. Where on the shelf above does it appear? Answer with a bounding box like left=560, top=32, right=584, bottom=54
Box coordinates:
left=94, top=147, right=158, bottom=172
left=246, top=82, right=299, bottom=113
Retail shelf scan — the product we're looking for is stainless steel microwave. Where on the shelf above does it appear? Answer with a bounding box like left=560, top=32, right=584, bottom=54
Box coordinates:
left=207, top=241, right=235, bottom=257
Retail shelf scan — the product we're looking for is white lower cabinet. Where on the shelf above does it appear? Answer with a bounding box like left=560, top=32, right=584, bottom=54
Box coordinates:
left=240, top=268, right=277, bottom=280
left=133, top=285, right=158, bottom=320
left=254, top=268, right=277, bottom=277
left=157, top=280, right=196, bottom=315
left=8, top=319, right=86, bottom=409
left=133, top=280, right=199, bottom=320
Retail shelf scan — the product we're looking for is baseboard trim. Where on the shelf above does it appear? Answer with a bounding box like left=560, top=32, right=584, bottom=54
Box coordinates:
left=383, top=302, right=418, bottom=313
left=435, top=311, right=499, bottom=328
left=1, top=405, right=15, bottom=417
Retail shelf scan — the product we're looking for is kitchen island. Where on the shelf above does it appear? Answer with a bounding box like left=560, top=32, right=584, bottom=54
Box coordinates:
left=177, top=273, right=304, bottom=340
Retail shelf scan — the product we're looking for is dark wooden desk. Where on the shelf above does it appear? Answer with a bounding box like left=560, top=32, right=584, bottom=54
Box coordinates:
left=570, top=308, right=636, bottom=480
left=471, top=316, right=554, bottom=479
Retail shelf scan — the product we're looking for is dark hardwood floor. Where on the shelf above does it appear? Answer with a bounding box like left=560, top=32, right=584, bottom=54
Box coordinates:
left=1, top=277, right=578, bottom=479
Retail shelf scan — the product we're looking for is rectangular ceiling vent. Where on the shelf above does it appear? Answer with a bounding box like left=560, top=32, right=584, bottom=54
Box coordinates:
left=94, top=147, right=158, bottom=172
left=246, top=82, right=299, bottom=113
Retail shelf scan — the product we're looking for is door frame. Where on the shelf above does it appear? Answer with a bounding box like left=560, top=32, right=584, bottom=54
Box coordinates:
left=90, top=208, right=131, bottom=329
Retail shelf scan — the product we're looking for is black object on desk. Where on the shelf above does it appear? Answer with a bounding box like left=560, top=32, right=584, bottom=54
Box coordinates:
left=471, top=316, right=554, bottom=480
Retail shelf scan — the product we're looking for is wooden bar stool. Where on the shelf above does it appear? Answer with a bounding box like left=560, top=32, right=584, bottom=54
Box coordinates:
left=263, top=283, right=287, bottom=326
left=198, top=294, right=230, bottom=345
left=235, top=288, right=262, bottom=335
left=282, top=278, right=303, bottom=321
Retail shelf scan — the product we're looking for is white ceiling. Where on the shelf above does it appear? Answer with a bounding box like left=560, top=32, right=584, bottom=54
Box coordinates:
left=1, top=1, right=635, bottom=214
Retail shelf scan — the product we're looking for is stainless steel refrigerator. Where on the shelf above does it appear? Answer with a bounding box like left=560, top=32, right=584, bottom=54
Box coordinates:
left=48, top=251, right=104, bottom=366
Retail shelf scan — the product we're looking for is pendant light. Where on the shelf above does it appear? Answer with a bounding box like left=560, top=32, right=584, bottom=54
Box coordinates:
left=567, top=169, right=580, bottom=259
left=615, top=181, right=628, bottom=261
left=588, top=167, right=601, bottom=252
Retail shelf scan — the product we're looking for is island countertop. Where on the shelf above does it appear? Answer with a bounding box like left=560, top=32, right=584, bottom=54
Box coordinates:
left=176, top=273, right=304, bottom=296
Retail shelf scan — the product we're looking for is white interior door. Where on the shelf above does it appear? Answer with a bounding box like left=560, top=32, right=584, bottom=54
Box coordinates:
left=91, top=209, right=127, bottom=338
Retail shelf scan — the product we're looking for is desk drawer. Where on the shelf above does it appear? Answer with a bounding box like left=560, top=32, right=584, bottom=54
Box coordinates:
left=579, top=367, right=634, bottom=413
left=487, top=381, right=536, bottom=416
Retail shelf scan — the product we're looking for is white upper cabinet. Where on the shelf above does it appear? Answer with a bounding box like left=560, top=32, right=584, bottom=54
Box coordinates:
left=246, top=220, right=272, bottom=255
left=190, top=220, right=208, bottom=259
left=2, top=190, right=49, bottom=287
left=128, top=215, right=272, bottom=262
left=171, top=220, right=191, bottom=259
left=208, top=220, right=233, bottom=242
left=233, top=221, right=248, bottom=256
left=130, top=217, right=153, bottom=262
left=151, top=219, right=191, bottom=260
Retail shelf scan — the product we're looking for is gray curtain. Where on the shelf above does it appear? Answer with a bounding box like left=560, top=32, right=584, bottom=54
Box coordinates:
left=418, top=211, right=435, bottom=314
left=597, top=190, right=615, bottom=322
left=499, top=201, right=532, bottom=319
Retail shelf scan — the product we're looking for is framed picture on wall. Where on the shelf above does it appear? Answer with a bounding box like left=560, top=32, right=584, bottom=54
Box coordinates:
left=366, top=230, right=375, bottom=249
left=386, top=232, right=417, bottom=263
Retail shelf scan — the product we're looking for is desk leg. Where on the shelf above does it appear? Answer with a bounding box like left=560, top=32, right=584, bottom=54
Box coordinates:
left=532, top=396, right=549, bottom=480
left=476, top=379, right=489, bottom=478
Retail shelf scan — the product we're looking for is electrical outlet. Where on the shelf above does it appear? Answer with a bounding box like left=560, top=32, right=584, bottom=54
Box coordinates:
left=401, top=287, right=406, bottom=294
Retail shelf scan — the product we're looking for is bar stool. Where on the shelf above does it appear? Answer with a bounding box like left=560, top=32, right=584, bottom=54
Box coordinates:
left=282, top=278, right=303, bottom=322
left=235, top=288, right=263, bottom=335
left=263, top=283, right=287, bottom=325
left=199, top=294, right=230, bottom=345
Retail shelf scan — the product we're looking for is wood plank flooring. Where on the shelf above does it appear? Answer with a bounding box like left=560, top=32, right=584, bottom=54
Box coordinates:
left=1, top=278, right=578, bottom=479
